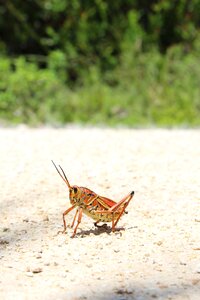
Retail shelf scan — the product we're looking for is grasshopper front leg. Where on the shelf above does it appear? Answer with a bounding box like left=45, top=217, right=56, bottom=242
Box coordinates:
left=58, top=205, right=75, bottom=234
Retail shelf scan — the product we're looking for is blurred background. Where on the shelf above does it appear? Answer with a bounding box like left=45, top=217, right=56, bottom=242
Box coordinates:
left=0, top=0, right=200, bottom=126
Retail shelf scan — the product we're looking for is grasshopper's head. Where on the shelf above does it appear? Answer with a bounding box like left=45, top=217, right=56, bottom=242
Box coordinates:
left=69, top=185, right=81, bottom=204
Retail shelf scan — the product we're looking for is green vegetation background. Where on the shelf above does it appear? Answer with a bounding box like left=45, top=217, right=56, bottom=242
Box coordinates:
left=0, top=0, right=200, bottom=126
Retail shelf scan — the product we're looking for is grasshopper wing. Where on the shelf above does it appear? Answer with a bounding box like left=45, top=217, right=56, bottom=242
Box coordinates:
left=97, top=196, right=117, bottom=210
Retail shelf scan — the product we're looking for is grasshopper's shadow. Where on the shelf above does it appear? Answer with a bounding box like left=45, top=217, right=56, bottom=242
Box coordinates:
left=75, top=224, right=125, bottom=238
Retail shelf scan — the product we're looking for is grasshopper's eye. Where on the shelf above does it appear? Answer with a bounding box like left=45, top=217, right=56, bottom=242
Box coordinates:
left=73, top=187, right=78, bottom=194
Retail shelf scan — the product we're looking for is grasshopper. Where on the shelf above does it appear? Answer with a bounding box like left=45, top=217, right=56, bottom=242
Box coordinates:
left=52, top=161, right=134, bottom=238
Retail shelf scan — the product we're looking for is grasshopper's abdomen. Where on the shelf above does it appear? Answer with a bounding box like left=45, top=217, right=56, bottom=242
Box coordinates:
left=83, top=208, right=120, bottom=222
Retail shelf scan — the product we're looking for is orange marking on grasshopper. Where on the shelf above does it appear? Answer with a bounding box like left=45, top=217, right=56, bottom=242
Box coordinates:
left=52, top=160, right=134, bottom=238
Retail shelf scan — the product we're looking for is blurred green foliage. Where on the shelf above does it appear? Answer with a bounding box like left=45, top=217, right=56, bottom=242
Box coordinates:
left=0, top=0, right=200, bottom=126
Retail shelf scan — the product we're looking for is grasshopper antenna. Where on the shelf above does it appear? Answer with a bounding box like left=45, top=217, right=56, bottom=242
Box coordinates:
left=58, top=164, right=71, bottom=188
left=51, top=160, right=71, bottom=188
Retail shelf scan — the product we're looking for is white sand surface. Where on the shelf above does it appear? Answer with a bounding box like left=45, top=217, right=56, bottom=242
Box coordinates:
left=0, top=127, right=199, bottom=300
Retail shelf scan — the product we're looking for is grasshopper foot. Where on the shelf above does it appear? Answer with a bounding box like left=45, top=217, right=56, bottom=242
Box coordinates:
left=94, top=222, right=108, bottom=229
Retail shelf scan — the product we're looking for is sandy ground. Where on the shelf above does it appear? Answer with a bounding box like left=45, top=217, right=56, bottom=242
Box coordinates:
left=0, top=127, right=199, bottom=300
